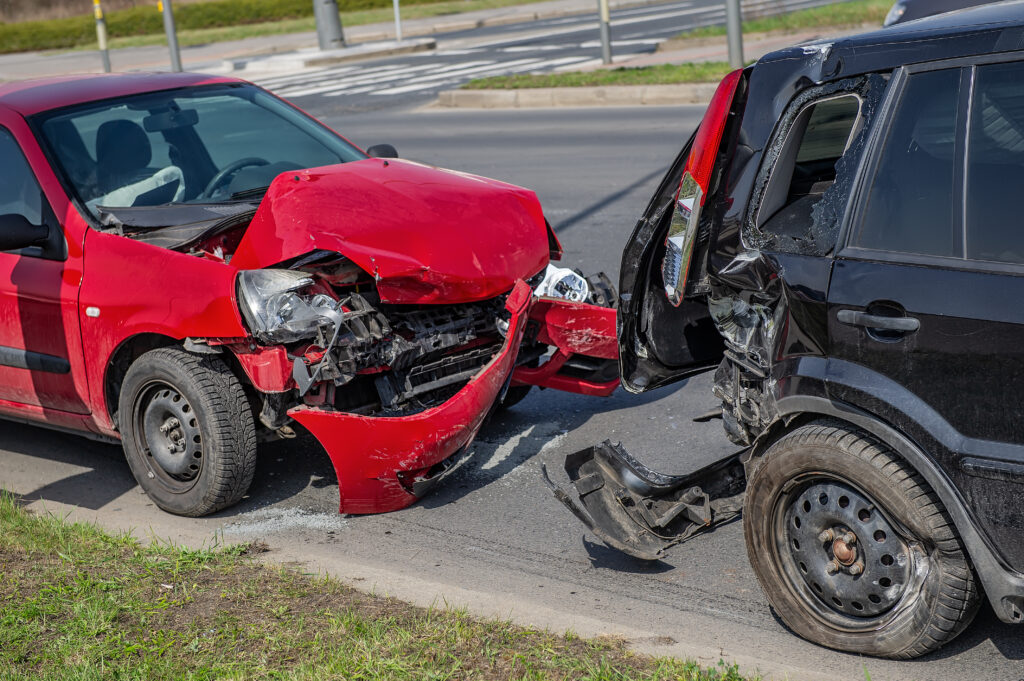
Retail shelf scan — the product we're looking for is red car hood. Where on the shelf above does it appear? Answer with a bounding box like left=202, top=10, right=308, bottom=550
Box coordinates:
left=230, top=159, right=549, bottom=304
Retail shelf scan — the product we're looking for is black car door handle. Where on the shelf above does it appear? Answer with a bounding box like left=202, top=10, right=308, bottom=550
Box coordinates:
left=836, top=309, right=920, bottom=332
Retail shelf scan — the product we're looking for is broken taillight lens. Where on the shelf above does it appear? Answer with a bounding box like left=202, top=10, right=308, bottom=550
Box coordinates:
left=662, top=68, right=743, bottom=307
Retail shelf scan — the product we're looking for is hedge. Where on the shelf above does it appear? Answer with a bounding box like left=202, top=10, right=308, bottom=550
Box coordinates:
left=0, top=0, right=442, bottom=54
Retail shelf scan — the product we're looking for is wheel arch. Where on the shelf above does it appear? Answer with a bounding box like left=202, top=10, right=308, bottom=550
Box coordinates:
left=104, top=334, right=182, bottom=430
left=756, top=394, right=1024, bottom=624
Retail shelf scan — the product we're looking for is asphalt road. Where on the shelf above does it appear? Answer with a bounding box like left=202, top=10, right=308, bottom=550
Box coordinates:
left=4, top=106, right=1023, bottom=680
left=250, top=0, right=835, bottom=113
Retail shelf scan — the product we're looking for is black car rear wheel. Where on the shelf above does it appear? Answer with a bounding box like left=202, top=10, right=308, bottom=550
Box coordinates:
left=744, top=421, right=980, bottom=659
left=118, top=347, right=257, bottom=517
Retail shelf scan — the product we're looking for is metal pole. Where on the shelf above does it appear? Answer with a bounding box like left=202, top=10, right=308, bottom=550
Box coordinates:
left=725, top=0, right=744, bottom=69
left=596, top=0, right=611, bottom=65
left=93, top=0, right=111, bottom=73
left=392, top=0, right=403, bottom=42
left=314, top=0, right=346, bottom=50
left=159, top=0, right=182, bottom=72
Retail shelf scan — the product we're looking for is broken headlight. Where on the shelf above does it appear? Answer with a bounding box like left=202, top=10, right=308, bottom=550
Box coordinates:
left=534, top=264, right=590, bottom=303
left=237, top=269, right=342, bottom=344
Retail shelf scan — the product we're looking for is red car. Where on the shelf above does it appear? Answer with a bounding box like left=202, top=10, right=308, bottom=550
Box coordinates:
left=0, top=72, right=617, bottom=517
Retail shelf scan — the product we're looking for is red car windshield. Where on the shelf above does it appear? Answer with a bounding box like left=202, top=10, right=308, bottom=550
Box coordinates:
left=32, top=83, right=366, bottom=218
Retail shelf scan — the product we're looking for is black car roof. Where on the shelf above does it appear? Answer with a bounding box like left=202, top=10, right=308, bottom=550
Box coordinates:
left=758, top=0, right=1024, bottom=82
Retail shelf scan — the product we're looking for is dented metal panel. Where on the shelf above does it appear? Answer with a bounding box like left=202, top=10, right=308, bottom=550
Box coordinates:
left=229, top=159, right=550, bottom=305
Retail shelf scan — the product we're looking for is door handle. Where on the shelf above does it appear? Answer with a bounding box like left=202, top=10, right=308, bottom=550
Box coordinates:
left=836, top=309, right=920, bottom=332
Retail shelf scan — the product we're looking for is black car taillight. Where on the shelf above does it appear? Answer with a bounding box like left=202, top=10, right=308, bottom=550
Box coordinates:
left=662, top=69, right=743, bottom=307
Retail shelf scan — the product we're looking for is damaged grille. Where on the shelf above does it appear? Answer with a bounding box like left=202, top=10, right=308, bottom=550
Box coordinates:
left=296, top=294, right=506, bottom=415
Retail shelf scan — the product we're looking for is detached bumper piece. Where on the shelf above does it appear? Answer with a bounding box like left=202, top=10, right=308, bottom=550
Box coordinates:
left=288, top=281, right=533, bottom=514
left=511, top=299, right=619, bottom=397
left=543, top=441, right=746, bottom=560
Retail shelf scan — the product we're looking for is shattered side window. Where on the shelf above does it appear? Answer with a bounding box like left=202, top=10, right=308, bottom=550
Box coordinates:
left=745, top=75, right=888, bottom=256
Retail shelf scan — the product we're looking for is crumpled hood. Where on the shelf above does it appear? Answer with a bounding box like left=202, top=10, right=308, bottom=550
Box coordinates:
left=230, top=158, right=549, bottom=304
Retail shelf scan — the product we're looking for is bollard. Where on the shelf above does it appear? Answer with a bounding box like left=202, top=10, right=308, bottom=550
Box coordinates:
left=393, top=0, right=403, bottom=42
left=158, top=0, right=183, bottom=72
left=725, top=0, right=744, bottom=69
left=596, top=0, right=612, bottom=65
left=94, top=0, right=111, bottom=73
left=314, top=0, right=347, bottom=50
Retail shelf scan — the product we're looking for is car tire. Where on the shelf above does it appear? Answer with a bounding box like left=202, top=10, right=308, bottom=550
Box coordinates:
left=743, top=420, right=980, bottom=659
left=118, top=347, right=257, bottom=517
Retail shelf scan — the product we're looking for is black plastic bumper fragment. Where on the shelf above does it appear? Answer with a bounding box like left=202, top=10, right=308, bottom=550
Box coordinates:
left=543, top=440, right=747, bottom=560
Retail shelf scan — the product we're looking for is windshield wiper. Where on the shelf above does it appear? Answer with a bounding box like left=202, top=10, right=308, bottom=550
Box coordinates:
left=228, top=186, right=271, bottom=201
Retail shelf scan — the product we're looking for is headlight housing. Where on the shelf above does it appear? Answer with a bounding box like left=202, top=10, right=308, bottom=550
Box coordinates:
left=237, top=269, right=342, bottom=344
left=534, top=264, right=590, bottom=303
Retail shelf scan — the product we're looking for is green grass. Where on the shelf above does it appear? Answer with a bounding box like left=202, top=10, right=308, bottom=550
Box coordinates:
left=674, top=0, right=891, bottom=41
left=0, top=492, right=757, bottom=680
left=92, top=0, right=549, bottom=51
left=463, top=61, right=735, bottom=89
left=0, top=0, right=547, bottom=55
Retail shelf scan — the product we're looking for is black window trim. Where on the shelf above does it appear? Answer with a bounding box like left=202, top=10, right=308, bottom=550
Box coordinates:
left=838, top=50, right=1024, bottom=276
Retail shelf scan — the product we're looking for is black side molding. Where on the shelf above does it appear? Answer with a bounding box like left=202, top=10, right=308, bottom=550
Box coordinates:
left=0, top=346, right=71, bottom=374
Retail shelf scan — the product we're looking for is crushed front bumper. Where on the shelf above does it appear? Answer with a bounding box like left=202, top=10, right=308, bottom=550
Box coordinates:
left=288, top=281, right=534, bottom=514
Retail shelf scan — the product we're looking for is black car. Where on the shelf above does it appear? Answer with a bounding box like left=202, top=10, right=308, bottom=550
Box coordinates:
left=884, top=0, right=1006, bottom=26
left=547, top=1, right=1024, bottom=660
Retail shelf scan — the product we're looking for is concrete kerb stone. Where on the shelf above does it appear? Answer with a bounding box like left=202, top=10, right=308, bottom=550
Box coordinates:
left=435, top=83, right=718, bottom=108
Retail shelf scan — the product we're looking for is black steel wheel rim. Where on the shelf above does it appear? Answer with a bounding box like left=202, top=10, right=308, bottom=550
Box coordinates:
left=133, top=380, right=204, bottom=493
left=772, top=474, right=917, bottom=629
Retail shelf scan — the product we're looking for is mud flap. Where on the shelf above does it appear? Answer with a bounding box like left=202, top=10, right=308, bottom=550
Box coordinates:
left=542, top=441, right=746, bottom=560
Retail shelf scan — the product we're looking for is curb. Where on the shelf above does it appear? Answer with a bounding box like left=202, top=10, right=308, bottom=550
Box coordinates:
left=224, top=38, right=435, bottom=72
left=435, top=83, right=718, bottom=108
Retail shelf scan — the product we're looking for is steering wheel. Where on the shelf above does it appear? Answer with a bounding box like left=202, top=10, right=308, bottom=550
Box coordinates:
left=199, top=157, right=269, bottom=200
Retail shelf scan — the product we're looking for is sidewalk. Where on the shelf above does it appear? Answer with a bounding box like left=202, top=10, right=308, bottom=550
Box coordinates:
left=0, top=0, right=667, bottom=82
left=436, top=24, right=871, bottom=108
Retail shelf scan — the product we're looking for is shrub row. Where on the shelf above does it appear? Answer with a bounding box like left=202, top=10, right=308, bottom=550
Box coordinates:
left=0, top=0, right=440, bottom=54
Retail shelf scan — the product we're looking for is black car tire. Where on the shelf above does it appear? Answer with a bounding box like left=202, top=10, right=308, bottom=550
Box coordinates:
left=743, top=421, right=980, bottom=659
left=118, top=347, right=257, bottom=517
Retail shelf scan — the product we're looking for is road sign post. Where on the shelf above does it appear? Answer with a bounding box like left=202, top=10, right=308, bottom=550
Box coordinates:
left=93, top=0, right=111, bottom=73
left=158, top=0, right=182, bottom=72
left=314, top=0, right=347, bottom=50
left=596, top=0, right=612, bottom=64
left=393, top=0, right=403, bottom=42
left=725, top=0, right=744, bottom=68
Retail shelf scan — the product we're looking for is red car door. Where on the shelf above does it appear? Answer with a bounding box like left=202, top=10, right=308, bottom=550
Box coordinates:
left=0, top=110, right=89, bottom=415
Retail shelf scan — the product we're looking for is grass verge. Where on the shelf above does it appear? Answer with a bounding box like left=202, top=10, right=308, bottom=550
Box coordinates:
left=674, top=0, right=890, bottom=40
left=0, top=0, right=550, bottom=55
left=0, top=493, right=755, bottom=680
left=100, top=0, right=553, bottom=51
left=463, top=61, right=734, bottom=89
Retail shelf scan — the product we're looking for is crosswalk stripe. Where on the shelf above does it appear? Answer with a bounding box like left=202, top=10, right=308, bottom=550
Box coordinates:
left=262, top=63, right=415, bottom=93
left=372, top=55, right=589, bottom=95
left=270, top=62, right=454, bottom=97
left=319, top=60, right=500, bottom=96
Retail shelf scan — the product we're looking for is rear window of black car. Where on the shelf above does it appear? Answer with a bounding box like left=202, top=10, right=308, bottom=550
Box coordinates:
left=966, top=61, right=1024, bottom=265
left=852, top=68, right=961, bottom=258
